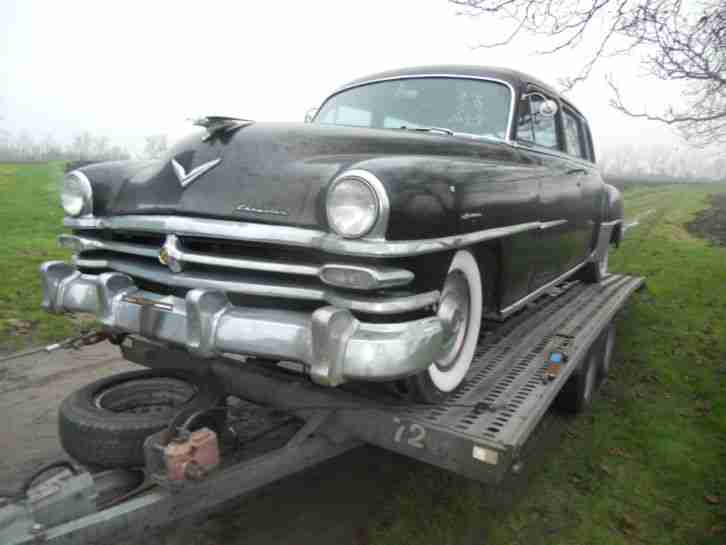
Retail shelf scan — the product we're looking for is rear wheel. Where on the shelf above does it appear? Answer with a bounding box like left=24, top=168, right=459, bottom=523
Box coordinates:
left=403, top=250, right=483, bottom=403
left=597, top=323, right=616, bottom=380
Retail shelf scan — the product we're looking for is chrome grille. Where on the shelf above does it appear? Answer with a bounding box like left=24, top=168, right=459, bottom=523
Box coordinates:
left=63, top=230, right=437, bottom=315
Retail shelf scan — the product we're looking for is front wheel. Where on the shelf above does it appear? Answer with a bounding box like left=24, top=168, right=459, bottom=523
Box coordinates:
left=402, top=250, right=483, bottom=403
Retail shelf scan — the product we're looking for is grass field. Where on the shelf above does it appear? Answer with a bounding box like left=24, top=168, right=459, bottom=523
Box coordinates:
left=0, top=164, right=724, bottom=543
left=0, top=162, right=77, bottom=351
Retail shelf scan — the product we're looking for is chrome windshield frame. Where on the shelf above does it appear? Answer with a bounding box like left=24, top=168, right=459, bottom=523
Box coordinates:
left=313, top=74, right=517, bottom=143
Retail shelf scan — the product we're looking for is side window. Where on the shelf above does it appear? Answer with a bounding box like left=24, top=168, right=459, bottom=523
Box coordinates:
left=563, top=108, right=586, bottom=159
left=517, top=93, right=559, bottom=149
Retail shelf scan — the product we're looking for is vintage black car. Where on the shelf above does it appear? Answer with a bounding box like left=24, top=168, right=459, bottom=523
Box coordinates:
left=41, top=65, right=623, bottom=401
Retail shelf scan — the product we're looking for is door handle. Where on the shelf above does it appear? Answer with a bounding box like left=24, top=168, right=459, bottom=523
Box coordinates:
left=566, top=168, right=587, bottom=176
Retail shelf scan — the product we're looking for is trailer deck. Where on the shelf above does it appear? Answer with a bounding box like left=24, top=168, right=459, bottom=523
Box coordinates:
left=1, top=274, right=644, bottom=545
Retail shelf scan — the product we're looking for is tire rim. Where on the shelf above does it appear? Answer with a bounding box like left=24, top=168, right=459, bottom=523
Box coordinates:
left=583, top=353, right=598, bottom=403
left=602, top=326, right=615, bottom=375
left=434, top=270, right=470, bottom=370
left=428, top=250, right=483, bottom=393
left=94, top=378, right=197, bottom=414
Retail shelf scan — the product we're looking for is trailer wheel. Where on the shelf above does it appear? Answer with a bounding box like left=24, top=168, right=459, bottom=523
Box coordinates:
left=59, top=370, right=225, bottom=468
left=598, top=323, right=616, bottom=380
left=555, top=342, right=601, bottom=414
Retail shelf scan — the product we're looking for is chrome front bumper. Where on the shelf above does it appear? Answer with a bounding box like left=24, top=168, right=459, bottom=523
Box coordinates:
left=40, top=261, right=448, bottom=386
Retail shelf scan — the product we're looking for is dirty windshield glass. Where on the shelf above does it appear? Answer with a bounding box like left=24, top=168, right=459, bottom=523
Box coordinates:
left=315, top=78, right=512, bottom=140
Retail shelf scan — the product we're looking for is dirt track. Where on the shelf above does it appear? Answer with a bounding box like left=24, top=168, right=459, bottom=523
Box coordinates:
left=0, top=340, right=573, bottom=544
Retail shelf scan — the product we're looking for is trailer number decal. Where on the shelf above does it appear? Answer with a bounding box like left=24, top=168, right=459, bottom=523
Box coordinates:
left=393, top=418, right=426, bottom=449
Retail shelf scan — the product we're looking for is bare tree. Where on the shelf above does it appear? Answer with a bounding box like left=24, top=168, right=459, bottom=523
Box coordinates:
left=144, top=134, right=168, bottom=159
left=450, top=1, right=726, bottom=145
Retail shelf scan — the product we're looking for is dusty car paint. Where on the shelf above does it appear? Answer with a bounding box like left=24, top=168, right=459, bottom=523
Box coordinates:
left=72, top=65, right=623, bottom=316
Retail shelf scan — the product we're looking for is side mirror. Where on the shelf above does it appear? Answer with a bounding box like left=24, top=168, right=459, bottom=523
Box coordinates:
left=539, top=100, right=558, bottom=117
left=304, top=107, right=318, bottom=123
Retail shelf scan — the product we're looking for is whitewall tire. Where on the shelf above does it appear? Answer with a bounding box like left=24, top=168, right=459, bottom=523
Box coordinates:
left=403, top=249, right=483, bottom=402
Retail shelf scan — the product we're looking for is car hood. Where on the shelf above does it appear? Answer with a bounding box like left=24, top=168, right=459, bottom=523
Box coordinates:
left=83, top=122, right=530, bottom=232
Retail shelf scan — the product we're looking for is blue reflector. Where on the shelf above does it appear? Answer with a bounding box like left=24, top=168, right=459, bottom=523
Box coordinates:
left=549, top=352, right=563, bottom=363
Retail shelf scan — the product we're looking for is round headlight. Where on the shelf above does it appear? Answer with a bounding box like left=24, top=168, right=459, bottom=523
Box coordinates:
left=326, top=174, right=381, bottom=239
left=61, top=172, right=93, bottom=217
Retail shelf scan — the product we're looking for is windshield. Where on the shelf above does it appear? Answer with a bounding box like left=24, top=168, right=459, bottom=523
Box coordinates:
left=314, top=77, right=512, bottom=140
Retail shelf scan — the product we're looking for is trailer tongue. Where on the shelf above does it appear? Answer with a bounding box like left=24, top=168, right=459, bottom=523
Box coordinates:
left=0, top=274, right=643, bottom=545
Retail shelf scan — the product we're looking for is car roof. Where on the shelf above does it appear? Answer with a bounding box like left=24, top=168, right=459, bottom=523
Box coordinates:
left=334, top=64, right=586, bottom=120
left=338, top=65, right=555, bottom=95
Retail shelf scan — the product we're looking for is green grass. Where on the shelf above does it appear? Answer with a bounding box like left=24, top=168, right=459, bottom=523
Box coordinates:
left=371, top=182, right=726, bottom=545
left=1, top=164, right=724, bottom=543
left=0, top=162, right=78, bottom=349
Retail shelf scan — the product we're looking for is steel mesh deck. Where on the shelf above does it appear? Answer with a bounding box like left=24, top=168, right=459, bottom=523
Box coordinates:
left=393, top=274, right=643, bottom=451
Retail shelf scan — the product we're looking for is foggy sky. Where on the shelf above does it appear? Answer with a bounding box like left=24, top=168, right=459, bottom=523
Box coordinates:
left=1, top=0, right=690, bottom=157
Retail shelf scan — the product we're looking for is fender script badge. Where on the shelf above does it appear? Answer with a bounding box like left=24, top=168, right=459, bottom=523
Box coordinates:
left=171, top=157, right=222, bottom=188
left=236, top=204, right=289, bottom=216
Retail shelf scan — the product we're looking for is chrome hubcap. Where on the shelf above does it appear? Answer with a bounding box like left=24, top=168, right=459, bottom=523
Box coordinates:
left=435, top=270, right=470, bottom=370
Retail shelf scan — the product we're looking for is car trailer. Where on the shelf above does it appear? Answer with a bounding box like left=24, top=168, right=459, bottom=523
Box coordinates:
left=0, top=273, right=643, bottom=545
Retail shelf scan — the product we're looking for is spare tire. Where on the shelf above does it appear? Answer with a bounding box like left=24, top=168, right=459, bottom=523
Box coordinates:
left=59, top=369, right=225, bottom=468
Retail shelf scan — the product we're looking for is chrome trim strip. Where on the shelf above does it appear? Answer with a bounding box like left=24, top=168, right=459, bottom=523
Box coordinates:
left=78, top=256, right=437, bottom=315
left=62, top=234, right=415, bottom=290
left=600, top=219, right=622, bottom=228
left=539, top=219, right=568, bottom=230
left=39, top=261, right=448, bottom=386
left=319, top=74, right=517, bottom=143
left=72, top=255, right=109, bottom=268
left=60, top=234, right=159, bottom=259
left=498, top=259, right=590, bottom=318
left=326, top=169, right=390, bottom=240
left=64, top=215, right=546, bottom=258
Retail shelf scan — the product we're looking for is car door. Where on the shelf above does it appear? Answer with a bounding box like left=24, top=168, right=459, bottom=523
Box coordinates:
left=514, top=87, right=582, bottom=290
left=561, top=103, right=601, bottom=262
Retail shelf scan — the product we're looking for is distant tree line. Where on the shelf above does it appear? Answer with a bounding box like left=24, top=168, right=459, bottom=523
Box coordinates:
left=600, top=142, right=726, bottom=182
left=0, top=129, right=131, bottom=163
left=0, top=129, right=170, bottom=163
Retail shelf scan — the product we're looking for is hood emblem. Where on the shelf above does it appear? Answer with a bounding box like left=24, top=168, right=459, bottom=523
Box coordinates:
left=171, top=157, right=221, bottom=188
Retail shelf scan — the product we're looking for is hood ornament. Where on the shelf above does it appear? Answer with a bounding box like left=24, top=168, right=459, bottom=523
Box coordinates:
left=193, top=116, right=254, bottom=142
left=171, top=157, right=221, bottom=188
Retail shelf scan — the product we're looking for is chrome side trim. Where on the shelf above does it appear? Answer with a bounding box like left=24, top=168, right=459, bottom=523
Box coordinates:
left=539, top=219, right=568, bottom=230
left=319, top=74, right=517, bottom=143
left=62, top=234, right=415, bottom=290
left=39, top=261, right=449, bottom=386
left=73, top=256, right=437, bottom=315
left=498, top=259, right=590, bottom=318
left=64, top=215, right=547, bottom=258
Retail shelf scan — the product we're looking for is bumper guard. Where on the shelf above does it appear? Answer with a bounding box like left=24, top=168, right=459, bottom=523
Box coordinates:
left=40, top=262, right=447, bottom=386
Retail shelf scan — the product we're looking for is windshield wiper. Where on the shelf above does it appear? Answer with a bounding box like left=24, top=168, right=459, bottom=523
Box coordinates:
left=398, top=126, right=455, bottom=136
